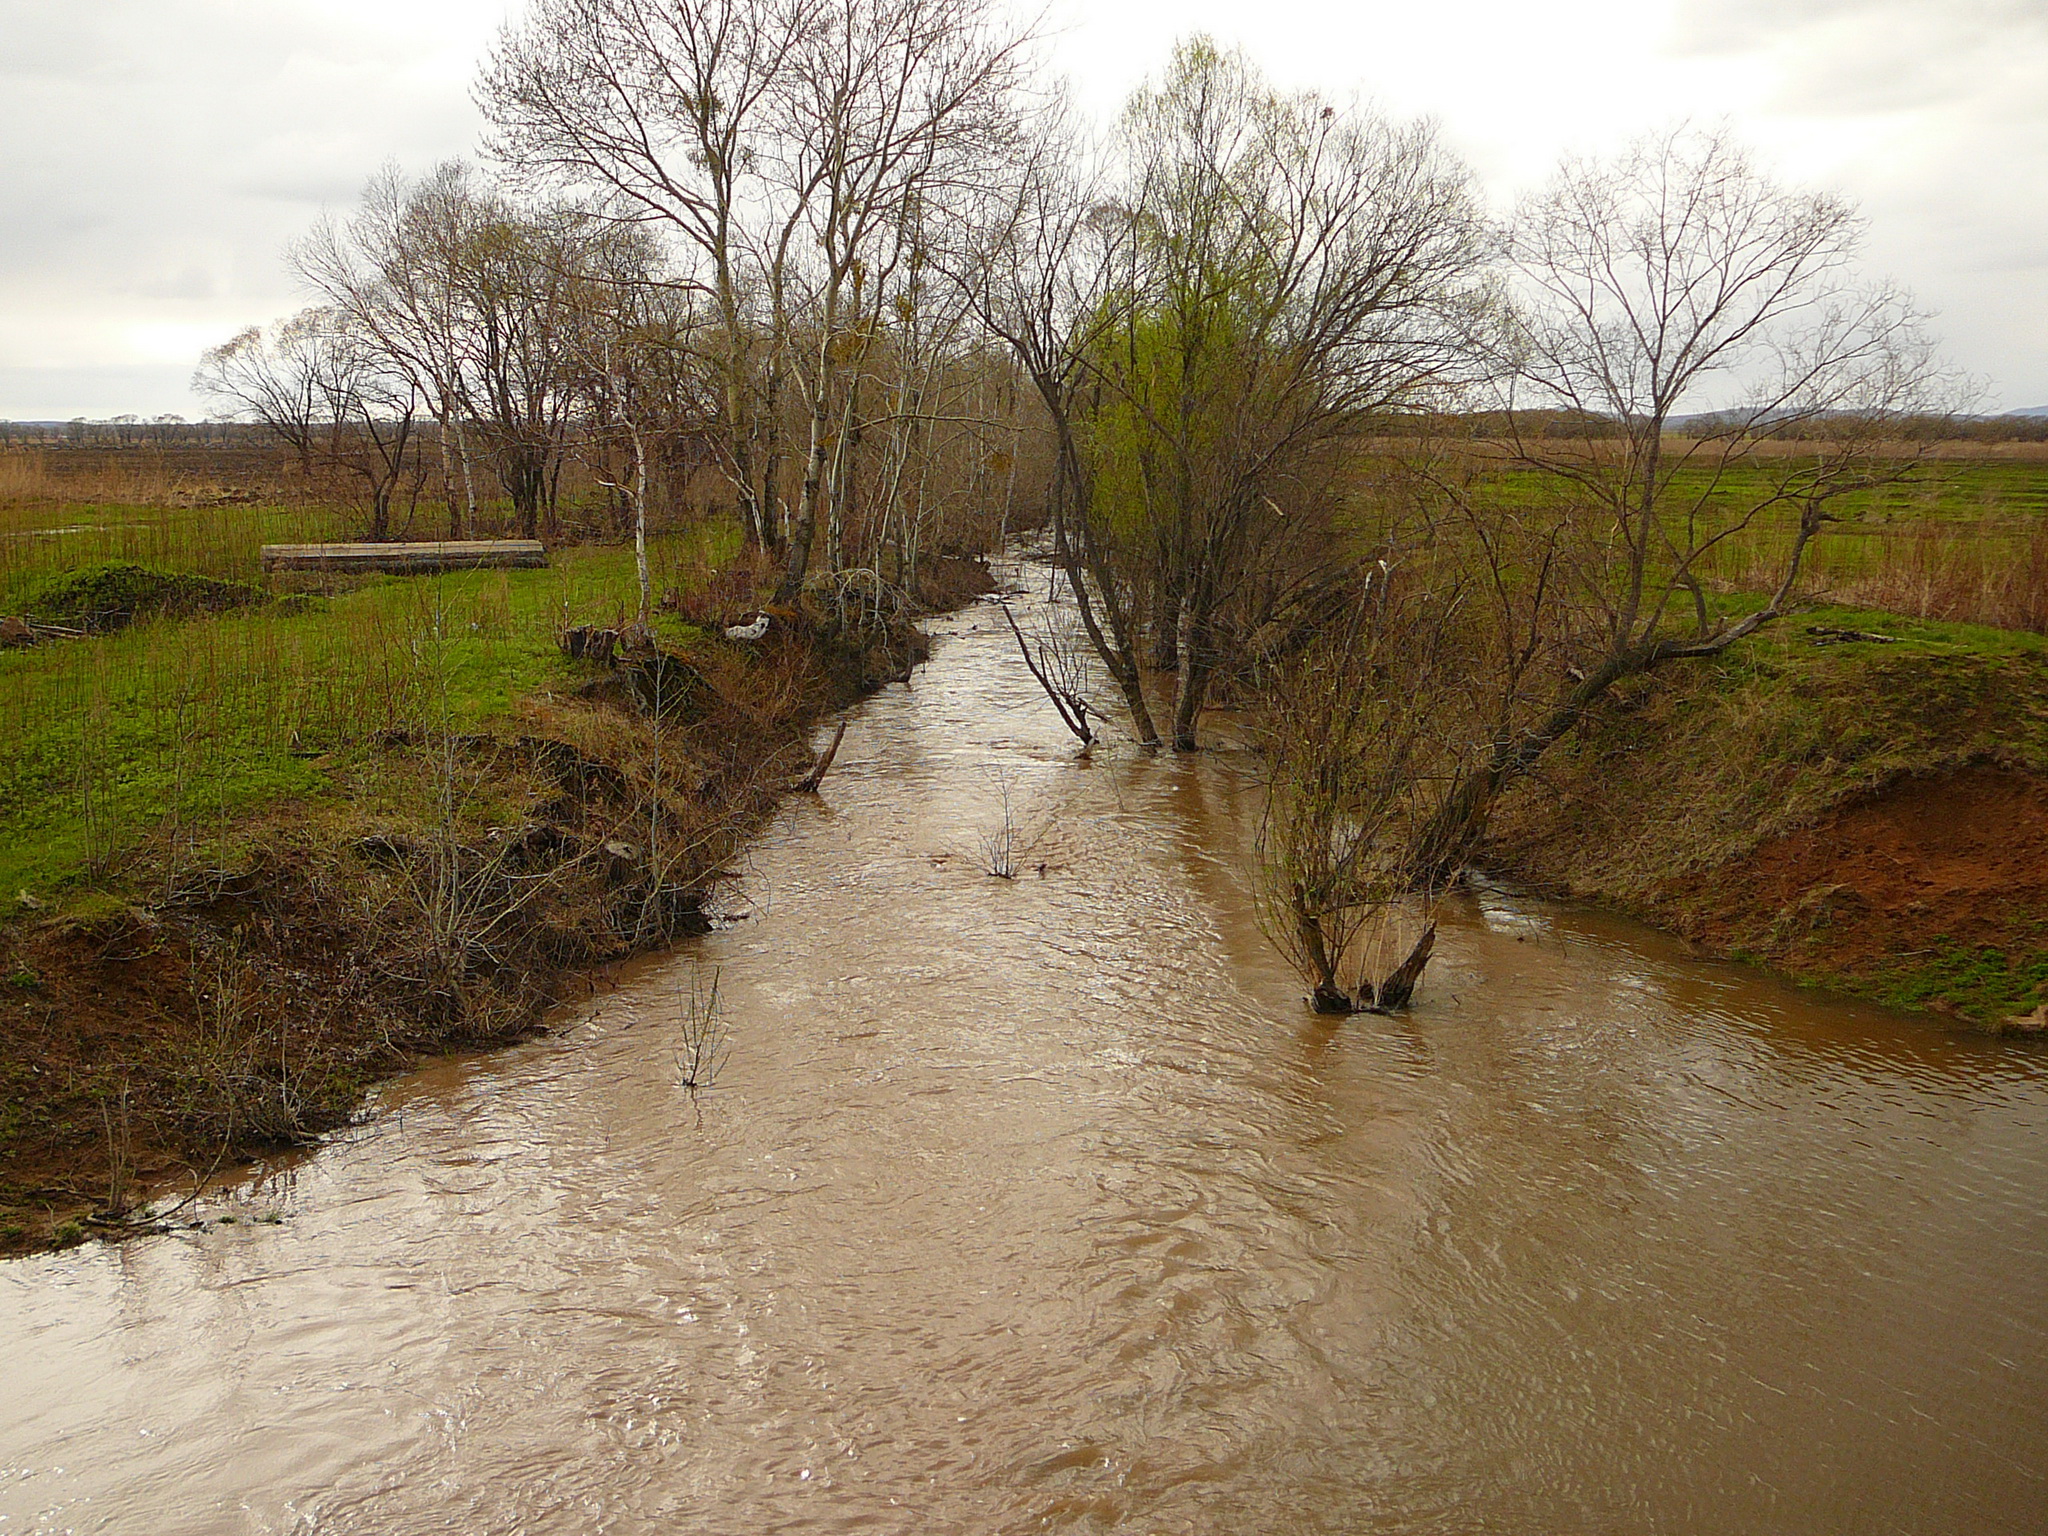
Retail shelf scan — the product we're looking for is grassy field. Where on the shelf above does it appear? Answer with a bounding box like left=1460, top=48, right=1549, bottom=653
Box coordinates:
left=1438, top=449, right=2048, bottom=635
left=2, top=486, right=746, bottom=901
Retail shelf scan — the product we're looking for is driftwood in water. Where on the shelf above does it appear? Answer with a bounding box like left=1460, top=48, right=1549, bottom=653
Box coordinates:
left=260, top=540, right=548, bottom=575
left=796, top=717, right=849, bottom=792
left=999, top=600, right=1097, bottom=745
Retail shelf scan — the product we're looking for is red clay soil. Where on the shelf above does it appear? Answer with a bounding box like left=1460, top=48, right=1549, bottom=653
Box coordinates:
left=1665, top=765, right=2048, bottom=984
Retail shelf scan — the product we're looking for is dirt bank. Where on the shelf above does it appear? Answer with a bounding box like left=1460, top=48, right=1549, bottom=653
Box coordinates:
left=0, top=559, right=990, bottom=1256
left=1487, top=620, right=2048, bottom=1029
left=1658, top=765, right=2048, bottom=1022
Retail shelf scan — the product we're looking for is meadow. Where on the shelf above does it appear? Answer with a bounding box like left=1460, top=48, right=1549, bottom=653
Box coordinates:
left=7, top=438, right=2048, bottom=910
left=1444, top=444, right=2048, bottom=635
left=1, top=451, right=745, bottom=902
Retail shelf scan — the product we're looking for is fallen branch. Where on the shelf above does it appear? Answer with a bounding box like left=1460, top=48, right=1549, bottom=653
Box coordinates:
left=1000, top=601, right=1096, bottom=745
left=795, top=716, right=849, bottom=792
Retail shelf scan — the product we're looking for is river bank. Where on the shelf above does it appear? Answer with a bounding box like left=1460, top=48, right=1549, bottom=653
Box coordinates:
left=0, top=551, right=991, bottom=1256
left=1485, top=608, right=2048, bottom=1028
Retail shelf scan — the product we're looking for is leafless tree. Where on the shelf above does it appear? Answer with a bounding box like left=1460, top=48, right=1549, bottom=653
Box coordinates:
left=767, top=0, right=1036, bottom=599
left=484, top=0, right=1037, bottom=594
left=948, top=102, right=1165, bottom=745
left=1408, top=125, right=1966, bottom=876
left=483, top=0, right=815, bottom=553
left=296, top=163, right=488, bottom=536
left=296, top=166, right=594, bottom=539
left=195, top=308, right=422, bottom=539
left=193, top=322, right=322, bottom=476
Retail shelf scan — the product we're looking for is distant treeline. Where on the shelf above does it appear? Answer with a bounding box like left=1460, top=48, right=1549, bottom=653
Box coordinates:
left=14, top=409, right=2043, bottom=457
left=0, top=419, right=271, bottom=448
left=1360, top=410, right=2048, bottom=443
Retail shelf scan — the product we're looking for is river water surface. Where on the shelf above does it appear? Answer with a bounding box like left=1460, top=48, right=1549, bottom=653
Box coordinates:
left=5, top=572, right=2048, bottom=1534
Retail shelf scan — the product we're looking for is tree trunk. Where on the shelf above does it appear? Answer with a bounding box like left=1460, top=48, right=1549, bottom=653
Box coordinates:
left=1149, top=574, right=1179, bottom=671
left=1052, top=463, right=1159, bottom=747
left=1368, top=924, right=1436, bottom=1011
left=630, top=422, right=651, bottom=628
left=779, top=395, right=828, bottom=602
left=1169, top=589, right=1212, bottom=752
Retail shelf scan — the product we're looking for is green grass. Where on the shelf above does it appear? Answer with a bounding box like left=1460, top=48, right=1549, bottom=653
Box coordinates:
left=1867, top=936, right=2048, bottom=1026
left=1403, top=451, right=2048, bottom=636
left=0, top=498, right=351, bottom=613
left=0, top=499, right=746, bottom=900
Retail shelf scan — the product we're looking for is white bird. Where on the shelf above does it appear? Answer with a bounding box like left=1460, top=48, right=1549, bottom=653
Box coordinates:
left=724, top=613, right=770, bottom=642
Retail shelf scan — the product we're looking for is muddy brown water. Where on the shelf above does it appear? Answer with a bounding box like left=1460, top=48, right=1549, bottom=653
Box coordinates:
left=5, top=571, right=2048, bottom=1535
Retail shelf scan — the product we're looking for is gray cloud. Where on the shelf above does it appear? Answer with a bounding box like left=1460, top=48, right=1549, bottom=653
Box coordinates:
left=0, top=0, right=495, bottom=415
left=1673, top=0, right=2048, bottom=113
left=1663, top=0, right=2048, bottom=406
left=2, top=0, right=2044, bottom=415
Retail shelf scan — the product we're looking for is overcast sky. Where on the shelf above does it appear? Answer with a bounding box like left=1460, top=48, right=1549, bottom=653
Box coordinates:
left=1, top=0, right=2043, bottom=419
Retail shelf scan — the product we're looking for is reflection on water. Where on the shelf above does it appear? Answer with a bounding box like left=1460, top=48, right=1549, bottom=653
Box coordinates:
left=4, top=570, right=2046, bottom=1534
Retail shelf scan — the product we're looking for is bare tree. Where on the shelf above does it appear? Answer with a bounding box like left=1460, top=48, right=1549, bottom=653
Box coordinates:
left=483, top=0, right=816, bottom=553
left=566, top=231, right=715, bottom=626
left=296, top=166, right=594, bottom=539
left=949, top=103, right=1164, bottom=745
left=484, top=0, right=1036, bottom=595
left=297, top=164, right=488, bottom=537
left=766, top=0, right=1036, bottom=599
left=195, top=308, right=421, bottom=539
left=193, top=322, right=321, bottom=476
left=1409, top=126, right=1963, bottom=877
left=1000, top=598, right=1097, bottom=744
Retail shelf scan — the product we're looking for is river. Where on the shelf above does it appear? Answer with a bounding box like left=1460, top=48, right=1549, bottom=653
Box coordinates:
left=4, top=569, right=2047, bottom=1534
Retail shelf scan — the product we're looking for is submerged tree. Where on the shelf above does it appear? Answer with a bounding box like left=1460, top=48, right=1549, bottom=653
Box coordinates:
left=960, top=41, right=1484, bottom=752
left=1084, top=40, right=1487, bottom=751
left=1253, top=126, right=1962, bottom=1014
left=1255, top=559, right=1466, bottom=1013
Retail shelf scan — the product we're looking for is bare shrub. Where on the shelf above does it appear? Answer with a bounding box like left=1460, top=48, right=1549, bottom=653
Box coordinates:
left=1819, top=519, right=2048, bottom=634
left=977, top=774, right=1026, bottom=879
left=675, top=965, right=730, bottom=1092
left=974, top=769, right=1058, bottom=880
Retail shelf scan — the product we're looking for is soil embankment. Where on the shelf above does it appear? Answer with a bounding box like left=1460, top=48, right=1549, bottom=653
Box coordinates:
left=1488, top=624, right=2048, bottom=1027
left=1663, top=765, right=2048, bottom=1020
left=0, top=558, right=991, bottom=1254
